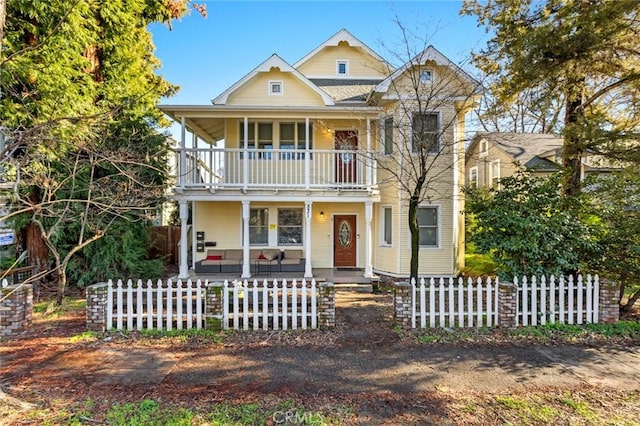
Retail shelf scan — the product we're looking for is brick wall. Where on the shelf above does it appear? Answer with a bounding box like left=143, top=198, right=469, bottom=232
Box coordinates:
left=0, top=284, right=33, bottom=336
left=498, top=282, right=518, bottom=329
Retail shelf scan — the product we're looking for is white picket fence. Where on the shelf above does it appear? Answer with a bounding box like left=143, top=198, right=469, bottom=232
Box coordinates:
left=515, top=274, right=599, bottom=326
left=106, top=279, right=206, bottom=331
left=220, top=278, right=318, bottom=330
left=412, top=277, right=500, bottom=328
left=411, top=274, right=600, bottom=328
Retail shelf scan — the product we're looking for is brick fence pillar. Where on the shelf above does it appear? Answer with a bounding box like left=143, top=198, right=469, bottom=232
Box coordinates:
left=318, top=282, right=335, bottom=328
left=206, top=282, right=224, bottom=330
left=598, top=278, right=620, bottom=324
left=498, top=282, right=518, bottom=329
left=86, top=283, right=108, bottom=332
left=0, top=284, right=33, bottom=336
left=393, top=282, right=413, bottom=330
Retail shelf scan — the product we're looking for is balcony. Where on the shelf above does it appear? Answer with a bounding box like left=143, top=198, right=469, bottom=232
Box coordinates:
left=173, top=148, right=377, bottom=193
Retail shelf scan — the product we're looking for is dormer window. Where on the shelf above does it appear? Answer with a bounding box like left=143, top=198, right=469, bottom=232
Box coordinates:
left=420, top=69, right=433, bottom=83
left=269, top=80, right=283, bottom=95
left=336, top=60, right=349, bottom=76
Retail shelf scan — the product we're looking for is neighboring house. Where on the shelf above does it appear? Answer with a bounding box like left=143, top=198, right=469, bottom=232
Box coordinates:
left=160, top=29, right=480, bottom=280
left=466, top=132, right=620, bottom=189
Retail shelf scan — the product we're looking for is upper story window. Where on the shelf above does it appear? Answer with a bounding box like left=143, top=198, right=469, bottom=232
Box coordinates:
left=411, top=112, right=440, bottom=154
left=269, top=80, right=283, bottom=95
left=479, top=139, right=489, bottom=157
left=469, top=166, right=478, bottom=188
left=383, top=117, right=394, bottom=155
left=239, top=121, right=273, bottom=159
left=420, top=69, right=433, bottom=83
left=336, top=60, right=349, bottom=76
left=489, top=159, right=501, bottom=188
left=279, top=122, right=313, bottom=159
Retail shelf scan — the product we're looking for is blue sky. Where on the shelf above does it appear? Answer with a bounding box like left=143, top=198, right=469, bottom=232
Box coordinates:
left=150, top=1, right=489, bottom=106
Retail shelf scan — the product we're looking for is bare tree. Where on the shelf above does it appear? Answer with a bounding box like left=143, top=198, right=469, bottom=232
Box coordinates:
left=474, top=83, right=564, bottom=134
left=1, top=119, right=168, bottom=305
left=371, top=24, right=482, bottom=282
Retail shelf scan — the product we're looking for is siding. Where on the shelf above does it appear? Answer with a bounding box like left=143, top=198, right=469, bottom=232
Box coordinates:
left=227, top=71, right=325, bottom=106
left=297, top=45, right=388, bottom=78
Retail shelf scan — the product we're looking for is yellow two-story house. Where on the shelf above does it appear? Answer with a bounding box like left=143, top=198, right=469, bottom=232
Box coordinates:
left=160, top=29, right=480, bottom=280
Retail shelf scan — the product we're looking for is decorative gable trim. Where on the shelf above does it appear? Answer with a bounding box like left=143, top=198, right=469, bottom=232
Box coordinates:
left=212, top=54, right=334, bottom=106
left=293, top=28, right=388, bottom=69
left=371, top=45, right=482, bottom=98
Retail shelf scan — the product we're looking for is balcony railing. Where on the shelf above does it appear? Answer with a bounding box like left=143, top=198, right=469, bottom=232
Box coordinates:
left=173, top=148, right=377, bottom=191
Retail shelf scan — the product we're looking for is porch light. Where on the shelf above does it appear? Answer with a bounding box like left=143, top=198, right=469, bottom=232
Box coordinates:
left=320, top=211, right=325, bottom=219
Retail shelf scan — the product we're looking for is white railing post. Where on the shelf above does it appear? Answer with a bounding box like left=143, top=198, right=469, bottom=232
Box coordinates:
left=243, top=117, right=249, bottom=192
left=179, top=116, right=186, bottom=188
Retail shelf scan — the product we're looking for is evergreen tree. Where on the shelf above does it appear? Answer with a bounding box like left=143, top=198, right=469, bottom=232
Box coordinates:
left=0, top=1, right=204, bottom=304
left=462, top=0, right=640, bottom=195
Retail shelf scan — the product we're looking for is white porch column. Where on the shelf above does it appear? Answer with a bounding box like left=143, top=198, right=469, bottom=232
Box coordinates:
left=304, top=200, right=313, bottom=278
left=243, top=117, right=249, bottom=193
left=364, top=201, right=373, bottom=278
left=178, top=200, right=189, bottom=279
left=304, top=117, right=310, bottom=191
left=241, top=200, right=251, bottom=278
left=366, top=118, right=372, bottom=187
left=179, top=116, right=186, bottom=188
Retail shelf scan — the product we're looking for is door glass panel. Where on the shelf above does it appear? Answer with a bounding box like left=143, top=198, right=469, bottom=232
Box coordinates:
left=338, top=220, right=351, bottom=247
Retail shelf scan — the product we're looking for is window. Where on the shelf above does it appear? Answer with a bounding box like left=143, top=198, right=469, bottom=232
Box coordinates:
left=278, top=208, right=303, bottom=246
left=279, top=122, right=313, bottom=159
left=269, top=80, right=283, bottom=95
left=420, top=69, right=433, bottom=83
left=469, top=166, right=478, bottom=188
left=418, top=207, right=439, bottom=247
left=412, top=113, right=439, bottom=153
left=384, top=117, right=393, bottom=155
left=249, top=208, right=269, bottom=246
left=479, top=139, right=489, bottom=157
left=239, top=121, right=272, bottom=159
left=382, top=206, right=392, bottom=245
left=489, top=160, right=501, bottom=188
left=336, top=60, right=349, bottom=76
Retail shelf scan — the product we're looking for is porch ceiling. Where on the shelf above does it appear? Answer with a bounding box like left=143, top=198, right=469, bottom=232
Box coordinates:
left=159, top=104, right=382, bottom=144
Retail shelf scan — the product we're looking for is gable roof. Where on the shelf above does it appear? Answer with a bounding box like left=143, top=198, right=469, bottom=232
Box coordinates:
left=470, top=132, right=563, bottom=169
left=371, top=45, right=482, bottom=97
left=212, top=54, right=335, bottom=106
left=293, top=28, right=388, bottom=70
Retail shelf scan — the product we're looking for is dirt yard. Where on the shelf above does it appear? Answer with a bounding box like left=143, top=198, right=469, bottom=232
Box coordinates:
left=1, top=291, right=639, bottom=425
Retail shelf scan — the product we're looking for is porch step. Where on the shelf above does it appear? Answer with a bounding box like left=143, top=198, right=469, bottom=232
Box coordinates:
left=333, top=283, right=373, bottom=293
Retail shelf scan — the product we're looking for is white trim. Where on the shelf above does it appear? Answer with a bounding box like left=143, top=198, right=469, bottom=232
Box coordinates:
left=371, top=45, right=482, bottom=97
left=212, top=54, right=334, bottom=106
left=268, top=80, right=283, bottom=96
left=380, top=205, right=393, bottom=246
left=294, top=28, right=388, bottom=69
left=336, top=60, right=349, bottom=76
